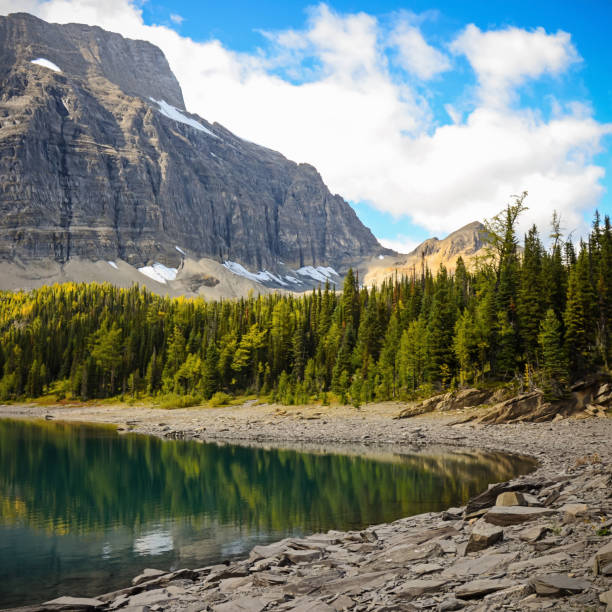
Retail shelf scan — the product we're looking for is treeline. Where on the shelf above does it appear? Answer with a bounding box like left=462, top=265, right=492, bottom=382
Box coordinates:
left=0, top=196, right=610, bottom=405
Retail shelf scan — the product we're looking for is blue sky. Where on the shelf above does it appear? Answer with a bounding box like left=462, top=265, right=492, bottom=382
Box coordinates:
left=6, top=0, right=612, bottom=251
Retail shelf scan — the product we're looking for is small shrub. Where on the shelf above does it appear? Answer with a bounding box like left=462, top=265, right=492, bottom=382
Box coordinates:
left=208, top=391, right=233, bottom=407
left=596, top=527, right=610, bottom=536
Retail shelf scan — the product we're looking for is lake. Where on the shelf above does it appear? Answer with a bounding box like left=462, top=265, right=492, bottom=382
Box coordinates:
left=0, top=418, right=537, bottom=607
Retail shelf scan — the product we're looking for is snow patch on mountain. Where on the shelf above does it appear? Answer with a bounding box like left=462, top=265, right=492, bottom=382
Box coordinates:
left=138, top=263, right=178, bottom=284
left=30, top=58, right=61, bottom=72
left=150, top=98, right=219, bottom=138
left=223, top=261, right=289, bottom=286
left=296, top=266, right=338, bottom=284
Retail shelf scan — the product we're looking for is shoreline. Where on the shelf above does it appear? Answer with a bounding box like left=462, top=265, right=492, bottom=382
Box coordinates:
left=1, top=402, right=611, bottom=611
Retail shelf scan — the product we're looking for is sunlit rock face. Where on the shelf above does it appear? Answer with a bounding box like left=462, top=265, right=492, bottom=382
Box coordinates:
left=0, top=12, right=384, bottom=272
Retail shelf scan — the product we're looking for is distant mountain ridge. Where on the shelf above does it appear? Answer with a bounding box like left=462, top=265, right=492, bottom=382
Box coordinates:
left=363, top=221, right=488, bottom=286
left=0, top=12, right=387, bottom=295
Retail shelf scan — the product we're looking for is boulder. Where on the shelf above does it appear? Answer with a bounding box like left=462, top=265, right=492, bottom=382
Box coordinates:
left=600, top=590, right=612, bottom=611
left=464, top=479, right=545, bottom=515
left=561, top=503, right=588, bottom=522
left=465, top=520, right=503, bottom=553
left=529, top=574, right=590, bottom=595
left=484, top=506, right=554, bottom=526
left=455, top=579, right=516, bottom=599
left=495, top=491, right=525, bottom=507
left=592, top=540, right=612, bottom=575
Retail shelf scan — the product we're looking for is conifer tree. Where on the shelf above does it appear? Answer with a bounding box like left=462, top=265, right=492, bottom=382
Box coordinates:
left=538, top=308, right=568, bottom=398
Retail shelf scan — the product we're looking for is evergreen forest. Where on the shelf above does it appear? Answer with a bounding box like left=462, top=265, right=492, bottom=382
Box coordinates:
left=0, top=196, right=610, bottom=406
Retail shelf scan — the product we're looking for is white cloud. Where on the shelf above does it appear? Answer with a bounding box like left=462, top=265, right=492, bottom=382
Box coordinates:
left=1, top=1, right=609, bottom=243
left=379, top=236, right=420, bottom=254
left=390, top=16, right=451, bottom=80
left=169, top=13, right=183, bottom=25
left=451, top=24, right=580, bottom=107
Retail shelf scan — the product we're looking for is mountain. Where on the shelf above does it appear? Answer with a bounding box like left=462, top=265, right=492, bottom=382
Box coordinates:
left=0, top=13, right=387, bottom=296
left=363, top=221, right=488, bottom=286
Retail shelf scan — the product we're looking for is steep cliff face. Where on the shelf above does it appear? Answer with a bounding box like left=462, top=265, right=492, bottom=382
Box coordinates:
left=0, top=12, right=384, bottom=275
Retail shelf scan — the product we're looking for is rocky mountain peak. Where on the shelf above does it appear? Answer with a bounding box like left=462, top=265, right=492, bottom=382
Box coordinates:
left=0, top=12, right=184, bottom=108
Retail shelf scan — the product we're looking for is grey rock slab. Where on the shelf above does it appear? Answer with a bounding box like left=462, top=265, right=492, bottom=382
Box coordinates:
left=411, top=563, right=443, bottom=576
left=212, top=596, right=270, bottom=612
left=218, top=575, right=253, bottom=593
left=438, top=597, right=466, bottom=611
left=252, top=571, right=287, bottom=587
left=508, top=551, right=569, bottom=573
left=441, top=552, right=518, bottom=578
left=283, top=569, right=343, bottom=596
left=529, top=573, right=590, bottom=595
left=286, top=597, right=336, bottom=612
left=394, top=578, right=449, bottom=599
left=329, top=594, right=355, bottom=610
left=322, top=570, right=391, bottom=596
left=592, top=540, right=612, bottom=575
left=131, top=568, right=166, bottom=586
left=465, top=520, right=503, bottom=553
left=126, top=589, right=176, bottom=607
left=519, top=525, right=548, bottom=542
left=484, top=506, right=555, bottom=526
left=455, top=578, right=516, bottom=599
left=522, top=493, right=543, bottom=507
left=42, top=596, right=105, bottom=609
left=600, top=590, right=612, bottom=609
left=282, top=548, right=323, bottom=564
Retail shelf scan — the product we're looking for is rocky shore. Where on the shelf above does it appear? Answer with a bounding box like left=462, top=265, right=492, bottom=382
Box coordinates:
left=1, top=402, right=611, bottom=611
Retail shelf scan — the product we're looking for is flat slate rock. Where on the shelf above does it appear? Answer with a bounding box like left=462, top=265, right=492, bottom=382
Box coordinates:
left=212, top=596, right=270, bottom=612
left=508, top=551, right=568, bottom=573
left=455, top=579, right=516, bottom=599
left=484, top=506, right=554, bottom=526
left=519, top=525, right=548, bottom=542
left=442, top=552, right=517, bottom=578
left=529, top=574, right=590, bottom=595
left=395, top=579, right=449, bottom=599
left=42, top=597, right=104, bottom=609
left=287, top=597, right=336, bottom=612
left=131, top=568, right=166, bottom=586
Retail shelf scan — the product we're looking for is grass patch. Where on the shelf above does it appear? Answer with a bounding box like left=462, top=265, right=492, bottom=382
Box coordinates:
left=156, top=393, right=203, bottom=410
